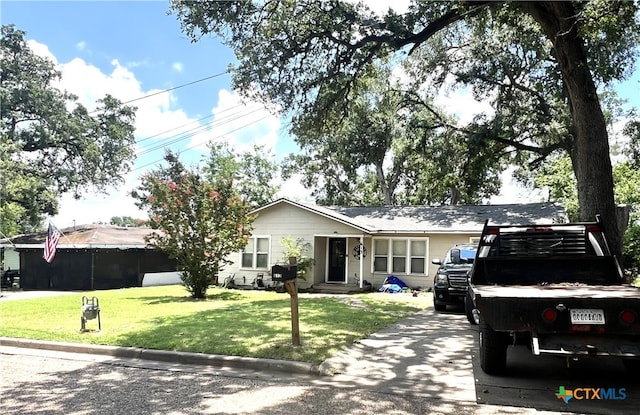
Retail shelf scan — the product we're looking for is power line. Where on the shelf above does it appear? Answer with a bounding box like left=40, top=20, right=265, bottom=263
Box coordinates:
left=132, top=112, right=275, bottom=173
left=135, top=113, right=215, bottom=145
left=135, top=104, right=267, bottom=156
left=89, top=70, right=229, bottom=114
left=135, top=102, right=262, bottom=145
left=121, top=71, right=229, bottom=106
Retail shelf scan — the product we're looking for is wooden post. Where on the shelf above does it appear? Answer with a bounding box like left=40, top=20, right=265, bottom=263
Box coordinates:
left=284, top=279, right=300, bottom=346
left=286, top=256, right=300, bottom=346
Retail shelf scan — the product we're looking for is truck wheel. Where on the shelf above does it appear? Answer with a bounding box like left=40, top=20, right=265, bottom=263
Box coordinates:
left=433, top=293, right=446, bottom=312
left=465, top=293, right=479, bottom=325
left=479, top=315, right=508, bottom=374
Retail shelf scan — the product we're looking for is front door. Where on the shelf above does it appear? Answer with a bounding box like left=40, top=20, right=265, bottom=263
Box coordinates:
left=327, top=238, right=346, bottom=283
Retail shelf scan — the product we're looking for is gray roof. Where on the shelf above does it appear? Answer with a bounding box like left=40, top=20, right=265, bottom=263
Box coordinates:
left=257, top=199, right=567, bottom=234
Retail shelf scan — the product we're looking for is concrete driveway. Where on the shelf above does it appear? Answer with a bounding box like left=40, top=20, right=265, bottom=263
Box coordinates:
left=321, top=306, right=637, bottom=414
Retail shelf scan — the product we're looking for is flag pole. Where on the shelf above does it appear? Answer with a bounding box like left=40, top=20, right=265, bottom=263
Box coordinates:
left=0, top=230, right=18, bottom=249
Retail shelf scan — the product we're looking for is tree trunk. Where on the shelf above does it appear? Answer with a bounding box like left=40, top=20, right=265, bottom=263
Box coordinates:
left=521, top=1, right=622, bottom=257
left=376, top=163, right=393, bottom=205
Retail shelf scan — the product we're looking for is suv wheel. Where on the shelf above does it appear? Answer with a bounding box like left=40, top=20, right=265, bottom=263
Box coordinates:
left=433, top=293, right=446, bottom=312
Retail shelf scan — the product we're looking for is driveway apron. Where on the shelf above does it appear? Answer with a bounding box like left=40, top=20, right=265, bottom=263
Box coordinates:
left=319, top=308, right=477, bottom=403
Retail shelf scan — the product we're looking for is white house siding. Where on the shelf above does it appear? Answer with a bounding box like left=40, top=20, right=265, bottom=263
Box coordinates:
left=428, top=233, right=479, bottom=273
left=222, top=202, right=364, bottom=288
left=1, top=248, right=20, bottom=271
left=222, top=201, right=482, bottom=291
left=367, top=233, right=479, bottom=290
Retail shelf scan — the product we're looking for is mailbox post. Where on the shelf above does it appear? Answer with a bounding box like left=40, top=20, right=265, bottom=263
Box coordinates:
left=271, top=261, right=300, bottom=346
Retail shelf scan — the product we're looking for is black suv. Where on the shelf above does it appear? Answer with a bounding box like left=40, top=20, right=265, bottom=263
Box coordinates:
left=432, top=243, right=477, bottom=315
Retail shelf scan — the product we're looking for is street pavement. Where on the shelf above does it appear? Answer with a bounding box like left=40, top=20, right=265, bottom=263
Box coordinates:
left=1, top=291, right=636, bottom=414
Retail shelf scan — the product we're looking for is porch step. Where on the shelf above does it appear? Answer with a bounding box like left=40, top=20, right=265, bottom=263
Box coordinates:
left=311, top=283, right=372, bottom=294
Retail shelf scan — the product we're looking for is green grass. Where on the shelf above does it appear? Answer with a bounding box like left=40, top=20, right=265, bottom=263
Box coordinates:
left=0, top=286, right=431, bottom=363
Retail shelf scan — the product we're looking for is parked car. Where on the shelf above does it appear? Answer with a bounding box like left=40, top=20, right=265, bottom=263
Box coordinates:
left=1, top=269, right=20, bottom=289
left=432, top=243, right=478, bottom=320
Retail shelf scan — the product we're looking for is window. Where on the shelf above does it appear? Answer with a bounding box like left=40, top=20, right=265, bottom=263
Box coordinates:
left=373, top=238, right=428, bottom=275
left=241, top=236, right=269, bottom=269
left=373, top=239, right=389, bottom=272
left=410, top=240, right=426, bottom=273
left=392, top=240, right=406, bottom=273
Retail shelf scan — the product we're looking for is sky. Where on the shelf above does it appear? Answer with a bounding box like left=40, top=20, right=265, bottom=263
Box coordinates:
left=2, top=1, right=639, bottom=228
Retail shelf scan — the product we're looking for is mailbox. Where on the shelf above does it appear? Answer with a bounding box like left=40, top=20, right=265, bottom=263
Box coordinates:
left=271, top=264, right=297, bottom=282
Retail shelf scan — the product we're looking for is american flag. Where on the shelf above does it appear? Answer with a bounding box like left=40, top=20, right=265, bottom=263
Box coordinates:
left=43, top=222, right=61, bottom=263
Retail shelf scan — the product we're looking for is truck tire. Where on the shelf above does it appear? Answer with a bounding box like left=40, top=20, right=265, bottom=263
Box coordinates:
left=465, top=293, right=479, bottom=325
left=479, top=315, right=508, bottom=374
left=433, top=293, right=446, bottom=311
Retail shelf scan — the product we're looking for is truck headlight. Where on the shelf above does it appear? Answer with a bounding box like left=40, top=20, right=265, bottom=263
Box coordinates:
left=435, top=273, right=448, bottom=284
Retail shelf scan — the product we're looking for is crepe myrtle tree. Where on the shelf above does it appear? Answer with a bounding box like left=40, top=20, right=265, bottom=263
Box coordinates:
left=133, top=151, right=254, bottom=299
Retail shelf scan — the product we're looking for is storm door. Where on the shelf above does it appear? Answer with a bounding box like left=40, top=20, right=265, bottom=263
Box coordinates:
left=327, top=238, right=347, bottom=283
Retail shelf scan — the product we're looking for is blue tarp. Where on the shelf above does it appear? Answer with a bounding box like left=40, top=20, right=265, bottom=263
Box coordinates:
left=378, top=275, right=409, bottom=293
left=384, top=275, right=408, bottom=288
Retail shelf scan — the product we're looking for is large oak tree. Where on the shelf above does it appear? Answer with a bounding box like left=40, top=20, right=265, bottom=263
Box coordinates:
left=171, top=1, right=639, bottom=256
left=283, top=66, right=503, bottom=205
left=1, top=25, right=137, bottom=236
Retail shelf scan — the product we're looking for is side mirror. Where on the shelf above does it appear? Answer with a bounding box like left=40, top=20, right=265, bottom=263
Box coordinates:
left=431, top=258, right=442, bottom=265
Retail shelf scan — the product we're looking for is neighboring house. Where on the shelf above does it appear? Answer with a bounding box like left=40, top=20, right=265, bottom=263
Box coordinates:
left=224, top=199, right=567, bottom=291
left=3, top=225, right=177, bottom=290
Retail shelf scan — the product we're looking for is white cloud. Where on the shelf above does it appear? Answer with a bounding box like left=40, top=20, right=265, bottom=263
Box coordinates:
left=35, top=45, right=309, bottom=226
left=489, top=167, right=546, bottom=205
left=76, top=41, right=87, bottom=51
left=51, top=172, right=147, bottom=227
left=172, top=62, right=184, bottom=73
left=26, top=39, right=57, bottom=63
left=358, top=0, right=411, bottom=15
left=276, top=174, right=315, bottom=203
left=434, top=85, right=494, bottom=125
left=23, top=40, right=219, bottom=225
left=57, top=58, right=135, bottom=109
left=191, top=89, right=281, bottom=154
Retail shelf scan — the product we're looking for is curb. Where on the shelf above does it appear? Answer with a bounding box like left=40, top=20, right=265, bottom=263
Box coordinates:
left=0, top=337, right=325, bottom=376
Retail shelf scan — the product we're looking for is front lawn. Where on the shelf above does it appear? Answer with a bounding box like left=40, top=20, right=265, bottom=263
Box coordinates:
left=0, top=286, right=430, bottom=363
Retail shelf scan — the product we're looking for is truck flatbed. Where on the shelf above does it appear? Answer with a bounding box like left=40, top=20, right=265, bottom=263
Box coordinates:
left=474, top=284, right=640, bottom=299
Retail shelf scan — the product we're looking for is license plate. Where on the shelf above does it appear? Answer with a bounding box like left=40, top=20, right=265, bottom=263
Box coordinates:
left=570, top=308, right=605, bottom=325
